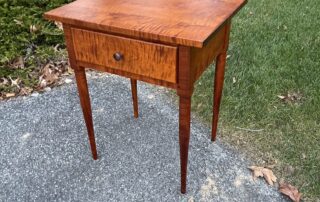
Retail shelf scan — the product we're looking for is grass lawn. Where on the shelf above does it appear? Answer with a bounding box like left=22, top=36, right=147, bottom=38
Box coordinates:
left=1, top=0, right=319, bottom=200
left=192, top=0, right=320, bottom=200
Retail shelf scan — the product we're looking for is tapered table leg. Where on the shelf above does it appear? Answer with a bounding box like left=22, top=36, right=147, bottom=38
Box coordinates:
left=130, top=79, right=139, bottom=118
left=179, top=95, right=192, bottom=194
left=177, top=46, right=193, bottom=194
left=211, top=52, right=227, bottom=141
left=74, top=68, right=98, bottom=160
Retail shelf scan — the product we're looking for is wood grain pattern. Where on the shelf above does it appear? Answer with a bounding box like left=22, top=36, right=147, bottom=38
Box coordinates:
left=62, top=24, right=78, bottom=71
left=179, top=95, right=192, bottom=194
left=74, top=68, right=98, bottom=160
left=190, top=23, right=226, bottom=84
left=44, top=0, right=247, bottom=48
left=77, top=61, right=178, bottom=89
left=63, top=25, right=98, bottom=160
left=212, top=20, right=231, bottom=141
left=72, top=28, right=177, bottom=83
left=130, top=79, right=139, bottom=118
left=177, top=46, right=193, bottom=193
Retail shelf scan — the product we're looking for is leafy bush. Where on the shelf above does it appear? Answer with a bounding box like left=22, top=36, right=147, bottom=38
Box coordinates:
left=0, top=0, right=72, bottom=94
left=0, top=0, right=72, bottom=64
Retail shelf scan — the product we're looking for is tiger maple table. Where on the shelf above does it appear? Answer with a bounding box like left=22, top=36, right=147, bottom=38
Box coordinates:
left=44, top=0, right=246, bottom=193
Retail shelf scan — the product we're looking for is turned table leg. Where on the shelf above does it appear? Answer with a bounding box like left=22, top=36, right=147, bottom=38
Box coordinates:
left=74, top=68, right=98, bottom=160
left=130, top=79, right=139, bottom=118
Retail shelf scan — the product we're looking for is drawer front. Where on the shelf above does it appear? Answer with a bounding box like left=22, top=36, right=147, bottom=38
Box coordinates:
left=71, top=28, right=177, bottom=83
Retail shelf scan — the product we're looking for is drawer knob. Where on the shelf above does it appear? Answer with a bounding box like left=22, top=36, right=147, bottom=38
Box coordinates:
left=113, top=52, right=123, bottom=61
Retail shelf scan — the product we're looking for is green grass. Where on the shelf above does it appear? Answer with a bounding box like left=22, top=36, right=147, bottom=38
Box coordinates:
left=192, top=0, right=320, bottom=200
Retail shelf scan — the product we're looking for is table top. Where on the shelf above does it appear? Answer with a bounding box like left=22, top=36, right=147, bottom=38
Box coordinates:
left=44, top=0, right=246, bottom=48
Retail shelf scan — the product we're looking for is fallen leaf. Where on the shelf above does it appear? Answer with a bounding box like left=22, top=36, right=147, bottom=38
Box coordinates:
left=266, top=164, right=276, bottom=169
left=30, top=24, right=38, bottom=33
left=5, top=93, right=15, bottom=98
left=277, top=92, right=303, bottom=104
left=9, top=77, right=21, bottom=89
left=13, top=19, right=23, bottom=26
left=19, top=87, right=33, bottom=96
left=262, top=168, right=277, bottom=186
left=11, top=56, right=24, bottom=69
left=40, top=63, right=59, bottom=85
left=54, top=21, right=63, bottom=30
left=197, top=103, right=203, bottom=109
left=248, top=166, right=277, bottom=185
left=279, top=182, right=302, bottom=202
left=67, top=66, right=74, bottom=74
left=65, top=78, right=72, bottom=84
left=249, top=166, right=263, bottom=179
left=277, top=95, right=286, bottom=100
left=0, top=78, right=9, bottom=86
left=39, top=79, right=47, bottom=88
left=44, top=87, right=51, bottom=92
left=31, top=92, right=39, bottom=97
left=54, top=44, right=61, bottom=52
left=232, top=77, right=237, bottom=84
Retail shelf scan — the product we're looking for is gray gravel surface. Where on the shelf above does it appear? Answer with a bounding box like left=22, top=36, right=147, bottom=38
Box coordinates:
left=0, top=73, right=288, bottom=201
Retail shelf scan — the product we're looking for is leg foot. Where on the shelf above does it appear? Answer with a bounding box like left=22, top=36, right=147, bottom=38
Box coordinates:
left=179, top=95, right=192, bottom=193
left=130, top=79, right=139, bottom=118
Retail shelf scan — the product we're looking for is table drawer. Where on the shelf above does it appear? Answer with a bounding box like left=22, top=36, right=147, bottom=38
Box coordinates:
left=71, top=28, right=177, bottom=83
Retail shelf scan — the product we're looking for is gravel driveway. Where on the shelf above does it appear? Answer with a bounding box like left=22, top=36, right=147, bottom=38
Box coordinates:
left=0, top=73, right=287, bottom=201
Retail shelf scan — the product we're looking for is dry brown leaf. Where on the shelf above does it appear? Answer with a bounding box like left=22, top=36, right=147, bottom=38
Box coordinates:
left=265, top=163, right=276, bottom=169
left=13, top=19, right=23, bottom=26
left=67, top=65, right=74, bottom=74
left=19, top=87, right=33, bottom=96
left=5, top=93, right=15, bottom=98
left=64, top=78, right=72, bottom=84
left=54, top=44, right=61, bottom=52
left=248, top=166, right=277, bottom=186
left=277, top=92, right=303, bottom=104
left=232, top=77, right=237, bottom=84
left=30, top=24, right=38, bottom=33
left=11, top=56, right=24, bottom=69
left=9, top=77, right=21, bottom=89
left=262, top=168, right=277, bottom=185
left=249, top=166, right=264, bottom=179
left=277, top=95, right=286, bottom=100
left=0, top=78, right=9, bottom=86
left=279, top=182, right=302, bottom=202
left=39, top=78, right=47, bottom=88
left=54, top=21, right=63, bottom=30
left=41, top=64, right=59, bottom=85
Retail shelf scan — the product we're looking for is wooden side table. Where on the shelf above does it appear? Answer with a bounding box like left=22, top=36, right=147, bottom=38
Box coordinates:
left=45, top=0, right=246, bottom=193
